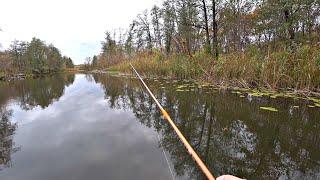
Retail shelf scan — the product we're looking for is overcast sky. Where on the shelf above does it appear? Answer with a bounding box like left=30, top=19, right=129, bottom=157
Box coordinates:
left=0, top=0, right=162, bottom=64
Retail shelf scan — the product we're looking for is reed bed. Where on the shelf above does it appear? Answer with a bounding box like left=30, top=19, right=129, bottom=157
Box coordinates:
left=108, top=45, right=320, bottom=92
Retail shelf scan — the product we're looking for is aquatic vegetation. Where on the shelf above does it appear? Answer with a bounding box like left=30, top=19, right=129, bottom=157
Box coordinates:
left=231, top=91, right=242, bottom=95
left=260, top=107, right=278, bottom=112
left=108, top=51, right=320, bottom=104
left=176, top=85, right=187, bottom=89
left=248, top=92, right=263, bottom=97
left=109, top=46, right=320, bottom=97
left=308, top=97, right=320, bottom=104
left=201, top=84, right=210, bottom=87
left=106, top=70, right=120, bottom=75
left=284, top=94, right=300, bottom=99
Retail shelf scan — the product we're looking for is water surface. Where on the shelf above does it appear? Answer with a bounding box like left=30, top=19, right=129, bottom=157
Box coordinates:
left=0, top=73, right=319, bottom=180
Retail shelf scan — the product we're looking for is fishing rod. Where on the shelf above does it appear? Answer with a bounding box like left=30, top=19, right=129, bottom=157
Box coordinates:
left=130, top=63, right=215, bottom=180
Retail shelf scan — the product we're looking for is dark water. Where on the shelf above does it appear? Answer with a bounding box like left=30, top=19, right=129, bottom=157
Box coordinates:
left=0, top=73, right=319, bottom=180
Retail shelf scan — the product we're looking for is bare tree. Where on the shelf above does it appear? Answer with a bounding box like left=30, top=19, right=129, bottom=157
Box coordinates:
left=84, top=57, right=92, bottom=70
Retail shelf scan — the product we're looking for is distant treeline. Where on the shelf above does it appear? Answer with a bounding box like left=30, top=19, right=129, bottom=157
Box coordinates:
left=0, top=37, right=74, bottom=76
left=89, top=0, right=320, bottom=91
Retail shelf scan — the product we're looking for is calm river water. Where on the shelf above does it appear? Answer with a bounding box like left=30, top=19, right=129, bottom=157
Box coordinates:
left=0, top=73, right=319, bottom=180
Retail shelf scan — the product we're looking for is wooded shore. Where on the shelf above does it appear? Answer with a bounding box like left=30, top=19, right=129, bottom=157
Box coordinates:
left=92, top=45, right=319, bottom=97
left=0, top=37, right=75, bottom=81
left=84, top=0, right=320, bottom=97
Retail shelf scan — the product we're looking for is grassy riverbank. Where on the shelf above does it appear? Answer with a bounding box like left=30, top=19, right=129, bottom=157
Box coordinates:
left=107, top=45, right=320, bottom=96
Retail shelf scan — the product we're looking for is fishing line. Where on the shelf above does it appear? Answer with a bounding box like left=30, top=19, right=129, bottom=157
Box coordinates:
left=130, top=63, right=215, bottom=180
left=130, top=72, right=175, bottom=179
left=129, top=72, right=175, bottom=179
left=156, top=131, right=176, bottom=180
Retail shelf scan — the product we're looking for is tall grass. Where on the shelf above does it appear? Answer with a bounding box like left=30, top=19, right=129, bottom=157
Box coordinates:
left=108, top=45, right=320, bottom=92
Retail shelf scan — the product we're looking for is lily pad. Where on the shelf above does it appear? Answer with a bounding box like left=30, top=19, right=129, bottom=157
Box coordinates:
left=232, top=91, right=242, bottom=95
left=284, top=94, right=299, bottom=98
left=176, top=85, right=186, bottom=89
left=260, top=106, right=278, bottom=112
left=201, top=84, right=210, bottom=87
left=249, top=92, right=263, bottom=97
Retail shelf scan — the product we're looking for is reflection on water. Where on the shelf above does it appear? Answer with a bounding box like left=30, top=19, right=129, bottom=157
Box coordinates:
left=0, top=74, right=75, bottom=171
left=0, top=107, right=19, bottom=170
left=93, top=74, right=320, bottom=180
left=0, top=73, right=319, bottom=180
left=0, top=74, right=75, bottom=110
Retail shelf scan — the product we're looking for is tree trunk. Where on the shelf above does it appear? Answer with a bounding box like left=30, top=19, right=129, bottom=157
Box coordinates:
left=284, top=9, right=294, bottom=40
left=212, top=0, right=218, bottom=60
left=202, top=0, right=211, bottom=54
left=148, top=30, right=153, bottom=52
left=196, top=103, right=208, bottom=149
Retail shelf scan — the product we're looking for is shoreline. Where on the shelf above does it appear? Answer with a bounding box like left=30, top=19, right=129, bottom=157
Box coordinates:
left=2, top=69, right=319, bottom=105
left=89, top=69, right=320, bottom=104
left=0, top=69, right=80, bottom=82
left=0, top=73, right=35, bottom=81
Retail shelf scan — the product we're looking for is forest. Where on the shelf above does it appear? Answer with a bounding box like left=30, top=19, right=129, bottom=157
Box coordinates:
left=91, top=0, right=320, bottom=92
left=0, top=37, right=74, bottom=80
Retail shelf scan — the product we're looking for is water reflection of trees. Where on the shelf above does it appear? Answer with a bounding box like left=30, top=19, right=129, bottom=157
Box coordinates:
left=0, top=73, right=75, bottom=170
left=95, top=74, right=320, bottom=180
left=0, top=107, right=19, bottom=170
left=0, top=73, right=75, bottom=110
